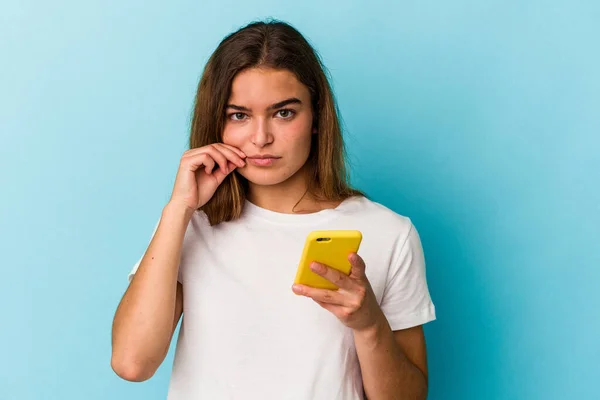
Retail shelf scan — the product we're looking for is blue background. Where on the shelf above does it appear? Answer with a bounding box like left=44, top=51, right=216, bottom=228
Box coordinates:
left=1, top=1, right=598, bottom=399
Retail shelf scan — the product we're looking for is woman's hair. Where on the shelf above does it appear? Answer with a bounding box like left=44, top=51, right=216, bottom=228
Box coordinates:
left=190, top=19, right=364, bottom=225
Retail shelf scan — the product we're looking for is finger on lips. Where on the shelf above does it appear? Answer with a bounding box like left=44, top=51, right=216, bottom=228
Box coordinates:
left=216, top=145, right=246, bottom=167
left=218, top=143, right=246, bottom=159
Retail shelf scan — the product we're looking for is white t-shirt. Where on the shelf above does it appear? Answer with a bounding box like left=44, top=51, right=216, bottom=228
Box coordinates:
left=128, top=195, right=436, bottom=399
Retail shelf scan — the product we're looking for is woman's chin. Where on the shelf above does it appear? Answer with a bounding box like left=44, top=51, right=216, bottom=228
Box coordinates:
left=237, top=168, right=291, bottom=187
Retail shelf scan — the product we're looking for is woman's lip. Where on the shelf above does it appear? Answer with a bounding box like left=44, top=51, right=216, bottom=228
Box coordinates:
left=246, top=157, right=278, bottom=166
left=246, top=155, right=280, bottom=159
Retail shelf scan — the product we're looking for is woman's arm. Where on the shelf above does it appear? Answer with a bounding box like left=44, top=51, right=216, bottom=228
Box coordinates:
left=354, top=320, right=428, bottom=400
left=292, top=253, right=430, bottom=399
left=111, top=202, right=192, bottom=382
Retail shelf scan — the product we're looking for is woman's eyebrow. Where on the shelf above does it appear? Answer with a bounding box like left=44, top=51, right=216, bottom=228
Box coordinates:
left=226, top=104, right=250, bottom=111
left=267, top=97, right=302, bottom=110
left=226, top=97, right=302, bottom=112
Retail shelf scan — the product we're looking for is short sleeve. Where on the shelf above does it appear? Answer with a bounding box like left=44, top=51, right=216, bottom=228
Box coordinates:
left=379, top=221, right=436, bottom=331
left=128, top=257, right=143, bottom=282
left=127, top=217, right=183, bottom=284
left=128, top=218, right=160, bottom=282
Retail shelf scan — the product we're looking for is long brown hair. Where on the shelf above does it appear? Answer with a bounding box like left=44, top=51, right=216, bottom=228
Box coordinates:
left=190, top=19, right=364, bottom=225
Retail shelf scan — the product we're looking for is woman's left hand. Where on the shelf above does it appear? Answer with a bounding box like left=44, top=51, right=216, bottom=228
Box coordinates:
left=292, top=253, right=384, bottom=331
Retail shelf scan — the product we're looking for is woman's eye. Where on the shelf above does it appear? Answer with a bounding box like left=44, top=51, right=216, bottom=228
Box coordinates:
left=276, top=109, right=295, bottom=119
left=230, top=112, right=247, bottom=121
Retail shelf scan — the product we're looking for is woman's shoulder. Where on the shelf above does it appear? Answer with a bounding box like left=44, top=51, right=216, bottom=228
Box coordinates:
left=340, top=195, right=414, bottom=230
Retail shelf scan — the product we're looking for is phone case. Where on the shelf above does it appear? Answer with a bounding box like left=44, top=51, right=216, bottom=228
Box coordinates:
left=294, top=230, right=363, bottom=290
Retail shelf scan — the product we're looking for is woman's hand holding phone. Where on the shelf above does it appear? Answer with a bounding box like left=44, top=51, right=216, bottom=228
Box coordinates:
left=168, top=143, right=246, bottom=214
left=293, top=252, right=385, bottom=332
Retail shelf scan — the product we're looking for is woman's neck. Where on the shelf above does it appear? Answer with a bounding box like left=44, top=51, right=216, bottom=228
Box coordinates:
left=246, top=168, right=339, bottom=214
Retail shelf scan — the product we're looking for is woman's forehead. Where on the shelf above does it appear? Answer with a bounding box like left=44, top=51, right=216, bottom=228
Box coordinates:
left=228, top=68, right=310, bottom=107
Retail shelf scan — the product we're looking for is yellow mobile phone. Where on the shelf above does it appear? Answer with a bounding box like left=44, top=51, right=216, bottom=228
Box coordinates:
left=294, top=230, right=363, bottom=290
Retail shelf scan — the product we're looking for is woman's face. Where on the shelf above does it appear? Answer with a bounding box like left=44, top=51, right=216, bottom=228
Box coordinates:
left=222, top=67, right=315, bottom=187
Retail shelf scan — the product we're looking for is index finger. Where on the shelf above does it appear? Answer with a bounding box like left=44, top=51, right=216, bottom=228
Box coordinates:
left=217, top=143, right=246, bottom=159
left=310, top=262, right=354, bottom=290
left=210, top=145, right=245, bottom=168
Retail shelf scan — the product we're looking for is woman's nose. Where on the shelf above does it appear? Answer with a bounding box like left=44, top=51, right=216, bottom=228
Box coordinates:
left=250, top=120, right=274, bottom=147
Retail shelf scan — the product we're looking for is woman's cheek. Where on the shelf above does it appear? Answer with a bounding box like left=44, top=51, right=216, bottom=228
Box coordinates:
left=221, top=125, right=244, bottom=146
left=282, top=118, right=311, bottom=140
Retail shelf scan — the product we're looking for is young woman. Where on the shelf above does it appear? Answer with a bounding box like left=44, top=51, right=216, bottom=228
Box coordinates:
left=111, top=20, right=436, bottom=400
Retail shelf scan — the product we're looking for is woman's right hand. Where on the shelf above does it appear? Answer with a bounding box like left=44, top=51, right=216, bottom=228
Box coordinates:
left=168, top=143, right=246, bottom=213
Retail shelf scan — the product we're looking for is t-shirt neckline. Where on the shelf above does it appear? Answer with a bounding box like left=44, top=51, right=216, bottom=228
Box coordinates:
left=242, top=196, right=361, bottom=225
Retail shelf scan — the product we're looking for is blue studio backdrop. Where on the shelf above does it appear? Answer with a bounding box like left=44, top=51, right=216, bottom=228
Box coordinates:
left=1, top=1, right=598, bottom=399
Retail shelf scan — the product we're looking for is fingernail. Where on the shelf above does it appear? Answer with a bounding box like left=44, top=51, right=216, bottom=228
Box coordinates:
left=292, top=284, right=302, bottom=293
left=310, top=262, right=322, bottom=273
